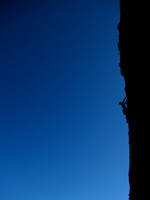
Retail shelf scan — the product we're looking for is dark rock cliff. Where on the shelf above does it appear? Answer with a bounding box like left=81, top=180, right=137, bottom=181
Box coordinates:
left=119, top=1, right=149, bottom=199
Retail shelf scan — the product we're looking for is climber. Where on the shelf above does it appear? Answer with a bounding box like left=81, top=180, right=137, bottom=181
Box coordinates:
left=119, top=96, right=128, bottom=121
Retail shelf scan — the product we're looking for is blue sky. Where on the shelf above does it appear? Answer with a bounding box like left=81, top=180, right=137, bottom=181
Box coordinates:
left=0, top=1, right=129, bottom=199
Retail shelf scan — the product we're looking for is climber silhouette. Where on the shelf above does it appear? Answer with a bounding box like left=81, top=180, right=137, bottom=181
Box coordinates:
left=119, top=97, right=128, bottom=121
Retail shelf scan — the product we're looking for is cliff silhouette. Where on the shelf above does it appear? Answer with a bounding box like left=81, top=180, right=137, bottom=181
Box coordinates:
left=118, top=1, right=149, bottom=199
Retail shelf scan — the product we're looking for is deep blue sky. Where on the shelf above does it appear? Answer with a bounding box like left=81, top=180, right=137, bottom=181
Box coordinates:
left=0, top=1, right=129, bottom=199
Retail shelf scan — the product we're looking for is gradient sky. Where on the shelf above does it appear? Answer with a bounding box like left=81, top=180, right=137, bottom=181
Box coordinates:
left=0, top=1, right=129, bottom=200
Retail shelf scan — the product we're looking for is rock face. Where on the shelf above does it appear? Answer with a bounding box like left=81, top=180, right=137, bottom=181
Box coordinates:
left=119, top=1, right=149, bottom=199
